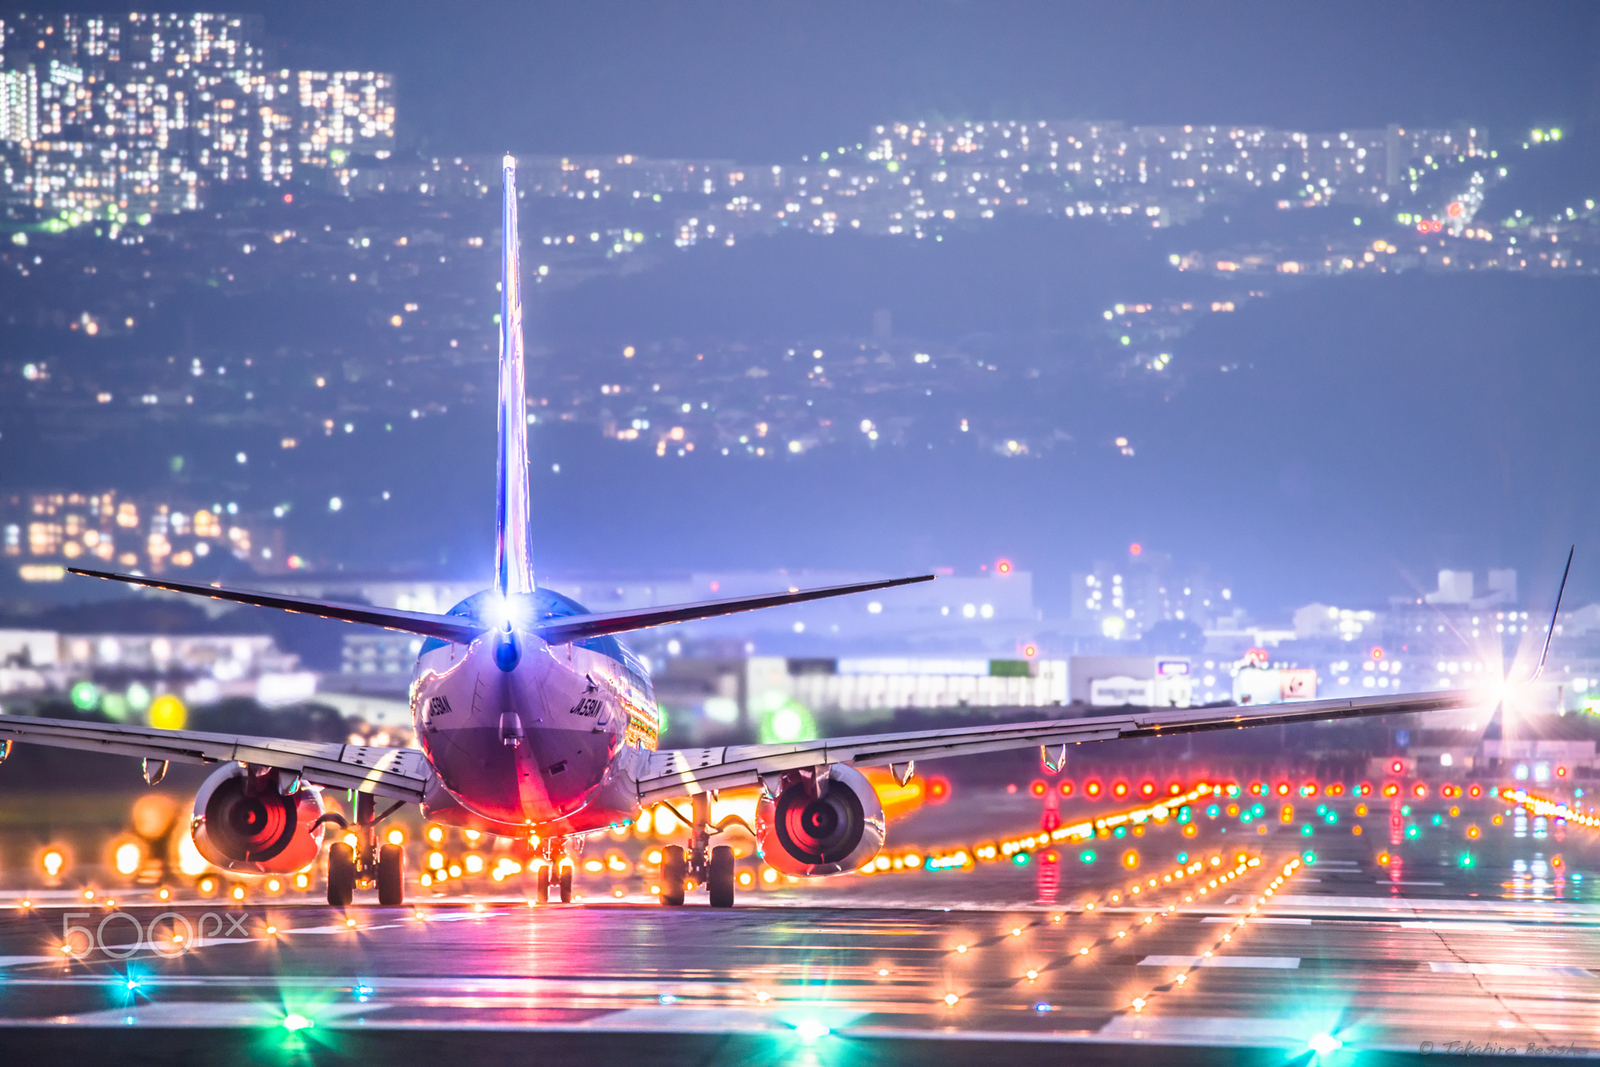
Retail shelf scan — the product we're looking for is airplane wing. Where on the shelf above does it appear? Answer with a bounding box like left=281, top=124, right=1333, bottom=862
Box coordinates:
left=66, top=567, right=933, bottom=644
left=0, top=715, right=431, bottom=802
left=636, top=689, right=1481, bottom=802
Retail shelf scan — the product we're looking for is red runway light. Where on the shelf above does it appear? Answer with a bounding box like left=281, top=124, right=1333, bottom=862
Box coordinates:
left=1168, top=781, right=1183, bottom=796
left=1302, top=781, right=1319, bottom=797
left=1413, top=783, right=1428, bottom=798
left=1112, top=781, right=1129, bottom=798
left=1140, top=781, right=1155, bottom=797
left=1059, top=780, right=1075, bottom=797
left=1085, top=780, right=1103, bottom=798
left=1557, top=766, right=1568, bottom=778
left=1030, top=780, right=1048, bottom=798
left=1391, top=760, right=1405, bottom=775
left=1249, top=781, right=1264, bottom=796
left=926, top=776, right=951, bottom=804
left=1468, top=784, right=1481, bottom=798
left=1275, top=782, right=1291, bottom=796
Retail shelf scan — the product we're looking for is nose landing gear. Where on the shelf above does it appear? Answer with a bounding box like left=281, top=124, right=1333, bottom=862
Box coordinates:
left=531, top=836, right=575, bottom=903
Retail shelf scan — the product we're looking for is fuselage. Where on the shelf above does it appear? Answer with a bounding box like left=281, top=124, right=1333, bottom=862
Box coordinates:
left=407, top=588, right=658, bottom=837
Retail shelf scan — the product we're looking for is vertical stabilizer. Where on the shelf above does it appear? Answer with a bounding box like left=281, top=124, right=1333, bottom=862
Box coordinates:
left=495, top=155, right=535, bottom=597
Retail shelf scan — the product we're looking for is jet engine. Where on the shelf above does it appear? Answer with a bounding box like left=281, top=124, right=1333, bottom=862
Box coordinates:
left=755, top=764, right=886, bottom=876
left=189, top=763, right=329, bottom=875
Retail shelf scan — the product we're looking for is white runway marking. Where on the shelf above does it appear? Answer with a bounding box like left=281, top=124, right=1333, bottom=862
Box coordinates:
left=1202, top=916, right=1311, bottom=925
left=1428, top=962, right=1595, bottom=978
left=1138, top=955, right=1300, bottom=969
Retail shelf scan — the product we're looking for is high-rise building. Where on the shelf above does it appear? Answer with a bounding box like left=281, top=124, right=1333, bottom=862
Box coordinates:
left=0, top=13, right=394, bottom=223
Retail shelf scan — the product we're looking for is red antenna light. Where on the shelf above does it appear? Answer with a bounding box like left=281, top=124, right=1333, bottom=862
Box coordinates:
left=1023, top=644, right=1037, bottom=658
left=996, top=559, right=1013, bottom=575
left=1129, top=543, right=1142, bottom=556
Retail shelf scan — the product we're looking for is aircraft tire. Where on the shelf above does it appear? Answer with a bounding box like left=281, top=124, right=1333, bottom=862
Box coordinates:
left=660, top=844, right=687, bottom=906
left=559, top=864, right=574, bottom=903
left=708, top=845, right=735, bottom=908
left=535, top=862, right=550, bottom=904
left=376, top=843, right=405, bottom=906
left=327, top=842, right=356, bottom=906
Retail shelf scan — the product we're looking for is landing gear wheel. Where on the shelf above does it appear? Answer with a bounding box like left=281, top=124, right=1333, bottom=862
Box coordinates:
left=535, top=862, right=550, bottom=904
left=327, top=842, right=356, bottom=906
left=660, top=844, right=687, bottom=906
left=377, top=843, right=405, bottom=906
left=558, top=864, right=574, bottom=903
left=708, top=844, right=735, bottom=908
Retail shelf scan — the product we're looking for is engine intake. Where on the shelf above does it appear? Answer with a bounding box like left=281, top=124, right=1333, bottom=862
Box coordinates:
left=755, top=764, right=885, bottom=876
left=190, top=763, right=327, bottom=875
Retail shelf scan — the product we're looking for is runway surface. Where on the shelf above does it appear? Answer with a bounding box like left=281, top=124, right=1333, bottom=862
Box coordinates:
left=1, top=788, right=1597, bottom=1064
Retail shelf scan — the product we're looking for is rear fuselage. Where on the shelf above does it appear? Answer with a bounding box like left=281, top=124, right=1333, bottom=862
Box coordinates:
left=408, top=589, right=658, bottom=836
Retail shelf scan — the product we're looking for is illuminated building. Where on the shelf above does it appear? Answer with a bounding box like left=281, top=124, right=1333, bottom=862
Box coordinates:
left=0, top=14, right=394, bottom=224
left=1, top=491, right=282, bottom=581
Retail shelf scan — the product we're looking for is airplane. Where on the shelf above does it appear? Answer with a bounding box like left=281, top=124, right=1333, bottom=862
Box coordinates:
left=0, top=157, right=1490, bottom=909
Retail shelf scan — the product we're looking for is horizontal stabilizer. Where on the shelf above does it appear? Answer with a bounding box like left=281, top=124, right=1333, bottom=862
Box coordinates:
left=533, top=574, right=936, bottom=644
left=70, top=568, right=935, bottom=646
left=67, top=568, right=484, bottom=644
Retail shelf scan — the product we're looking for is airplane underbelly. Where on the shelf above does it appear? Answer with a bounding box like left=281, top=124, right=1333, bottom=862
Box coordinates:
left=411, top=639, right=628, bottom=828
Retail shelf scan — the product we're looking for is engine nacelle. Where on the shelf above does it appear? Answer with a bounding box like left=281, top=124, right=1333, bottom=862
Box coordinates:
left=755, top=764, right=886, bottom=876
left=190, top=763, right=327, bottom=875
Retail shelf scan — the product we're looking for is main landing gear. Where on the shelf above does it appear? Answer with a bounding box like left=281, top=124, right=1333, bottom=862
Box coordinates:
left=658, top=793, right=740, bottom=908
left=326, top=792, right=406, bottom=907
left=531, top=836, right=575, bottom=904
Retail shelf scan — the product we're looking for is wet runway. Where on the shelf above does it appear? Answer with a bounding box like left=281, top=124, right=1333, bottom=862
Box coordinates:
left=1, top=790, right=1598, bottom=1064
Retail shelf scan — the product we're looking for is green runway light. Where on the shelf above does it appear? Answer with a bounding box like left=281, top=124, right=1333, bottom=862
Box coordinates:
left=1308, top=1033, right=1343, bottom=1055
left=1113, top=826, right=1127, bottom=838
left=1301, top=824, right=1314, bottom=836
left=69, top=681, right=100, bottom=711
left=1012, top=851, right=1031, bottom=867
left=1079, top=850, right=1096, bottom=864
left=1302, top=851, right=1317, bottom=864
left=1406, top=825, right=1420, bottom=839
left=282, top=1013, right=313, bottom=1032
left=1431, top=814, right=1443, bottom=826
left=1323, top=811, right=1339, bottom=825
left=793, top=1019, right=830, bottom=1043
left=1460, top=852, right=1476, bottom=868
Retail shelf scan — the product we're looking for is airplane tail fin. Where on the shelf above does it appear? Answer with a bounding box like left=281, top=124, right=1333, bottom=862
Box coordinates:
left=495, top=155, right=535, bottom=597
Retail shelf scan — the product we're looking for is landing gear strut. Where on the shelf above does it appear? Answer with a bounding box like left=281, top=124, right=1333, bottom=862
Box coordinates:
left=532, top=836, right=574, bottom=903
left=326, top=791, right=405, bottom=907
left=659, top=793, right=739, bottom=908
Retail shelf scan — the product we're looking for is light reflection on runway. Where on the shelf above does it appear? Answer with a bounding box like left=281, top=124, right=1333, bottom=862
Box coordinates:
left=0, top=789, right=1596, bottom=1062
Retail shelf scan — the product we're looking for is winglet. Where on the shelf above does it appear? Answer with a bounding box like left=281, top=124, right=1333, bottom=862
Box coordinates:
left=1531, top=545, right=1574, bottom=682
left=495, top=154, right=535, bottom=597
